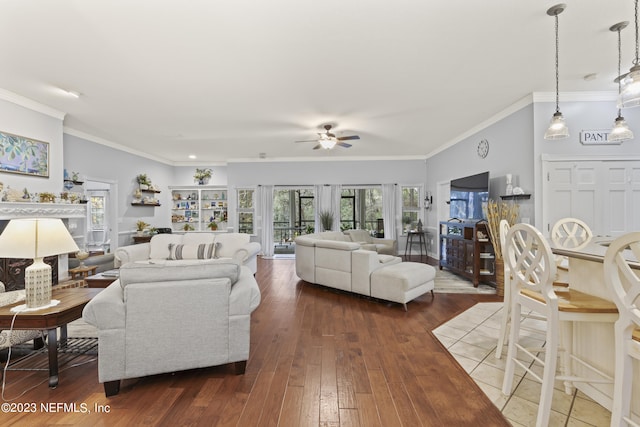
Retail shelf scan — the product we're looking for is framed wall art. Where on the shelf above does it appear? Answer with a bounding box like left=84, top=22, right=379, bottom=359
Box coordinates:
left=0, top=130, right=49, bottom=178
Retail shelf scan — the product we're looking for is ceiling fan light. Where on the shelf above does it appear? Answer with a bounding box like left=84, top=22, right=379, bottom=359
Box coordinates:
left=544, top=111, right=569, bottom=140
left=610, top=115, right=634, bottom=142
left=320, top=139, right=336, bottom=149
left=618, top=66, right=640, bottom=108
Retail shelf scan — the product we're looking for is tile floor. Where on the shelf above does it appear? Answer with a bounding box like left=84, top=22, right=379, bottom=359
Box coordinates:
left=432, top=302, right=612, bottom=427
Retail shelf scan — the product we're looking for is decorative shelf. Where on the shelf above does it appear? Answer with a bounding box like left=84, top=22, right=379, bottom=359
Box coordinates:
left=500, top=194, right=531, bottom=200
left=131, top=202, right=161, bottom=207
left=141, top=189, right=161, bottom=193
left=64, top=179, right=84, bottom=186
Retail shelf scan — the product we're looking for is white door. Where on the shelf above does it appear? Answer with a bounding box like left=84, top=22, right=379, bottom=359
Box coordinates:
left=543, top=159, right=640, bottom=237
left=602, top=161, right=640, bottom=236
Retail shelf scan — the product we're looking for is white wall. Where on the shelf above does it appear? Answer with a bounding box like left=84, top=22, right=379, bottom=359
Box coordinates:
left=63, top=134, right=174, bottom=247
left=0, top=97, right=65, bottom=195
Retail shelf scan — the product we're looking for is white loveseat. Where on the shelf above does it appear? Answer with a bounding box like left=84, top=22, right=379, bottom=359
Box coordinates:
left=114, top=232, right=261, bottom=274
left=295, top=231, right=401, bottom=295
left=82, top=260, right=261, bottom=396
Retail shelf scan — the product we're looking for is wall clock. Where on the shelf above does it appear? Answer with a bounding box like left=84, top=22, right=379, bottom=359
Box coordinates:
left=477, top=139, right=489, bottom=159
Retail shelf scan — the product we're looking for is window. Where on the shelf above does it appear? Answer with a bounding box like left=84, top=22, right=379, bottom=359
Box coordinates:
left=401, top=185, right=422, bottom=233
left=340, top=187, right=382, bottom=232
left=237, top=188, right=255, bottom=234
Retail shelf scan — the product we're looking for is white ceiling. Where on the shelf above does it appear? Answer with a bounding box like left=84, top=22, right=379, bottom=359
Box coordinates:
left=0, top=1, right=634, bottom=164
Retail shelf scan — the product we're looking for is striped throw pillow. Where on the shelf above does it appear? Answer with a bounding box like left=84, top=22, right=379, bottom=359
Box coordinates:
left=167, top=243, right=217, bottom=260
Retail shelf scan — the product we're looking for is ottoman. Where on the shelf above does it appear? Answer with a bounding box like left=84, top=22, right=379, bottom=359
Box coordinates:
left=370, top=262, right=436, bottom=310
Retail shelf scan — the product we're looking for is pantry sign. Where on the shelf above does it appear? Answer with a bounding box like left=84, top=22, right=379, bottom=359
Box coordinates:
left=579, top=129, right=623, bottom=145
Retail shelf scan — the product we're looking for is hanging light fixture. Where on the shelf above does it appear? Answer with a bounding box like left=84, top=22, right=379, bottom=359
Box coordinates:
left=544, top=4, right=569, bottom=140
left=619, top=0, right=640, bottom=107
left=611, top=22, right=634, bottom=142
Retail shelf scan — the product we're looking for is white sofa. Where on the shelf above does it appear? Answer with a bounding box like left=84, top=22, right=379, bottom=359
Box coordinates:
left=295, top=231, right=435, bottom=309
left=343, top=229, right=397, bottom=255
left=82, top=260, right=261, bottom=396
left=295, top=231, right=400, bottom=294
left=114, top=232, right=261, bottom=274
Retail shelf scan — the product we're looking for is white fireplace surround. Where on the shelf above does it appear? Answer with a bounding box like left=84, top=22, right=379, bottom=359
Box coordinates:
left=0, top=202, right=87, bottom=281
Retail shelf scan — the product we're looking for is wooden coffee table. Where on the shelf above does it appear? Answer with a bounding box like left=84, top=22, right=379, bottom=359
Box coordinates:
left=0, top=288, right=101, bottom=388
left=85, top=272, right=118, bottom=288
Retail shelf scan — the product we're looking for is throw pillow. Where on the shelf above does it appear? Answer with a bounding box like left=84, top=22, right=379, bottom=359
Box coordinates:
left=167, top=243, right=217, bottom=260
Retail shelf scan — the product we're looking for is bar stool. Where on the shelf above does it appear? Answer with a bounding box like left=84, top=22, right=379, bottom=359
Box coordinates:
left=551, top=217, right=592, bottom=286
left=495, top=220, right=546, bottom=359
left=603, top=232, right=640, bottom=427
left=501, top=223, right=618, bottom=427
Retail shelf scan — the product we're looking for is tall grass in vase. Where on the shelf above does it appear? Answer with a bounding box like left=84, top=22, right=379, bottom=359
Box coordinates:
left=483, top=200, right=519, bottom=297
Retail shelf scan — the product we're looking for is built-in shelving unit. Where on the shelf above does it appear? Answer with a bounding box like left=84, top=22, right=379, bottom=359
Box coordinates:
left=439, top=220, right=496, bottom=287
left=169, top=186, right=228, bottom=232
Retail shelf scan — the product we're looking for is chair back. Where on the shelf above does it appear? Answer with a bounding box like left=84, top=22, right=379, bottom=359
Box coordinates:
left=504, top=223, right=558, bottom=306
left=499, top=219, right=510, bottom=260
left=551, top=217, right=593, bottom=250
left=603, top=232, right=640, bottom=332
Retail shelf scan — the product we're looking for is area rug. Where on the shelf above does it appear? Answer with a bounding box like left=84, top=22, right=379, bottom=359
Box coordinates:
left=433, top=268, right=496, bottom=294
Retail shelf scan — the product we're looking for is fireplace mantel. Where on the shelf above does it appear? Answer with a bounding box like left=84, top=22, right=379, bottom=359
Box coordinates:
left=0, top=202, right=88, bottom=285
left=0, top=202, right=86, bottom=220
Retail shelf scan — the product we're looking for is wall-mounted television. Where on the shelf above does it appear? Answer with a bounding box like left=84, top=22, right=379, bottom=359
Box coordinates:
left=449, top=171, right=489, bottom=220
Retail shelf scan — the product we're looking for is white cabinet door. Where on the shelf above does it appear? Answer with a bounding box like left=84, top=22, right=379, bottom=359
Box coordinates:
left=543, top=161, right=602, bottom=235
left=602, top=162, right=640, bottom=236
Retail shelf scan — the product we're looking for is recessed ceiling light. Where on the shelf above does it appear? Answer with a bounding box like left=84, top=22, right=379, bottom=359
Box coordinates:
left=188, top=154, right=197, bottom=159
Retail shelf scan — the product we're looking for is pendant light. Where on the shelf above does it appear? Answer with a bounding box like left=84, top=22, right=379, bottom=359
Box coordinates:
left=611, top=22, right=634, bottom=142
left=619, top=0, right=640, bottom=108
left=544, top=4, right=569, bottom=140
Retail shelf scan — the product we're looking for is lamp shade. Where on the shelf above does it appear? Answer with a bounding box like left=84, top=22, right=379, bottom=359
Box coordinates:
left=544, top=111, right=570, bottom=140
left=0, top=218, right=79, bottom=259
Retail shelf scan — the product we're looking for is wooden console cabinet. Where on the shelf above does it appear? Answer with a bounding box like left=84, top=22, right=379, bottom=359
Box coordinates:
left=439, top=221, right=496, bottom=287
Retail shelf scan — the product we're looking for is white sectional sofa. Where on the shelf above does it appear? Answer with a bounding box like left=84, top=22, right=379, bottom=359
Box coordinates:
left=115, top=232, right=261, bottom=274
left=295, top=232, right=436, bottom=309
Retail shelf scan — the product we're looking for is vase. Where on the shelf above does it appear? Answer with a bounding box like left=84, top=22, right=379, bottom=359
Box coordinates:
left=505, top=174, right=513, bottom=196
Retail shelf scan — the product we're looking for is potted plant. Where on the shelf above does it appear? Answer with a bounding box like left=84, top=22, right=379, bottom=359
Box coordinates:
left=207, top=220, right=218, bottom=231
left=136, top=174, right=151, bottom=190
left=319, top=210, right=334, bottom=231
left=136, top=220, right=150, bottom=236
left=183, top=223, right=195, bottom=231
left=194, top=168, right=213, bottom=185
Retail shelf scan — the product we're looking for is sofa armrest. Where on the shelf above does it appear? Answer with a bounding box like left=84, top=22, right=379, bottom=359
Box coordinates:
left=315, top=240, right=361, bottom=251
left=372, top=237, right=397, bottom=248
left=114, top=243, right=151, bottom=267
left=82, top=281, right=126, bottom=330
left=232, top=241, right=261, bottom=264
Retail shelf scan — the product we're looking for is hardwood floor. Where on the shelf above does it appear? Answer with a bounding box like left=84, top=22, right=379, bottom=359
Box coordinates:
left=1, top=257, right=508, bottom=426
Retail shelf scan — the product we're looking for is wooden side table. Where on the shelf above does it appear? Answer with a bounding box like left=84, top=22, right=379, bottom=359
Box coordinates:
left=68, top=265, right=97, bottom=279
left=85, top=272, right=118, bottom=288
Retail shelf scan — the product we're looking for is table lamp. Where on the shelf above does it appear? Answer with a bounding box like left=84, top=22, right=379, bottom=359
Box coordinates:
left=0, top=218, right=79, bottom=308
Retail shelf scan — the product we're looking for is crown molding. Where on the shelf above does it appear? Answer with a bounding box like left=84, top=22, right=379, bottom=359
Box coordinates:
left=63, top=127, right=174, bottom=166
left=225, top=154, right=428, bottom=163
left=0, top=88, right=66, bottom=120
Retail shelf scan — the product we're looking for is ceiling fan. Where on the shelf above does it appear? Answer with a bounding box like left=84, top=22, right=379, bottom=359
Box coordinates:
left=295, top=124, right=360, bottom=150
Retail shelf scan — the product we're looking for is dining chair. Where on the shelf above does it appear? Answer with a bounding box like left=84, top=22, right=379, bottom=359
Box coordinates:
left=501, top=223, right=618, bottom=427
left=603, top=232, right=640, bottom=427
left=550, top=217, right=593, bottom=286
